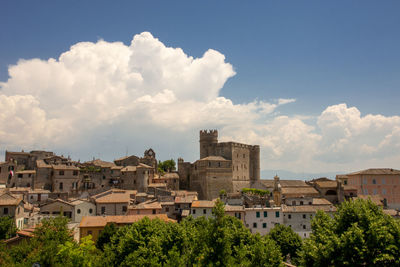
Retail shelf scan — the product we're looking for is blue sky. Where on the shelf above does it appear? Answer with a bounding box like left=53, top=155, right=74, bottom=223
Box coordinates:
left=1, top=1, right=399, bottom=176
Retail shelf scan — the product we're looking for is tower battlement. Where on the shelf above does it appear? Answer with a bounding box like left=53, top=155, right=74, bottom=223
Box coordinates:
left=200, top=129, right=218, bottom=138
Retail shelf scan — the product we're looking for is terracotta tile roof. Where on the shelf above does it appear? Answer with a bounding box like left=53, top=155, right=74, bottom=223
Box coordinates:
left=175, top=195, right=197, bottom=204
left=148, top=183, right=167, bottom=188
left=129, top=201, right=162, bottom=210
left=41, top=198, right=75, bottom=207
left=336, top=175, right=349, bottom=179
left=85, top=159, right=116, bottom=168
left=160, top=172, right=179, bottom=179
left=15, top=170, right=36, bottom=174
left=114, top=155, right=139, bottom=162
left=121, top=166, right=137, bottom=172
left=111, top=166, right=123, bottom=170
left=343, top=185, right=358, bottom=191
left=94, top=192, right=131, bottom=204
left=312, top=198, right=332, bottom=205
left=138, top=163, right=152, bottom=168
left=345, top=168, right=400, bottom=175
left=314, top=180, right=338, bottom=188
left=80, top=214, right=175, bottom=227
left=282, top=204, right=336, bottom=213
left=52, top=164, right=80, bottom=170
left=198, top=156, right=229, bottom=161
left=224, top=205, right=244, bottom=212
left=282, top=186, right=319, bottom=197
left=0, top=192, right=23, bottom=206
left=36, top=159, right=51, bottom=168
left=191, top=200, right=215, bottom=208
left=28, top=189, right=51, bottom=194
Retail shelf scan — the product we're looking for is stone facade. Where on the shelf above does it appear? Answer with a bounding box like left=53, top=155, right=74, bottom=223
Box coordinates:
left=178, top=130, right=260, bottom=200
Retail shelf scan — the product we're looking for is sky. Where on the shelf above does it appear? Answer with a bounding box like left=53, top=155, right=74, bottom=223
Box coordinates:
left=0, top=1, right=399, bottom=178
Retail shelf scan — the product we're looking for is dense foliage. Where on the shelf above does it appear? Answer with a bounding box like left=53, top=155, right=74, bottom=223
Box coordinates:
left=158, top=159, right=176, bottom=174
left=1, top=199, right=400, bottom=267
left=0, top=216, right=17, bottom=240
left=241, top=188, right=270, bottom=196
left=298, top=199, right=400, bottom=266
left=269, top=224, right=302, bottom=264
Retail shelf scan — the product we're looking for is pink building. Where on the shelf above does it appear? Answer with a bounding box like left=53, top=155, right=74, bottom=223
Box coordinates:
left=337, top=168, right=400, bottom=209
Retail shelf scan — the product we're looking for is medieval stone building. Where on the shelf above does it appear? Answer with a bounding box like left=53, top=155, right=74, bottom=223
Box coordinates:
left=178, top=130, right=260, bottom=200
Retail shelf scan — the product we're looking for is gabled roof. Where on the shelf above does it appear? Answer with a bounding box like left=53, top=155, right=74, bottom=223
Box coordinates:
left=314, top=180, right=338, bottom=188
left=137, top=163, right=152, bottom=168
left=224, top=205, right=244, bottom=212
left=80, top=214, right=175, bottom=227
left=114, top=155, right=139, bottom=162
left=84, top=159, right=115, bottom=168
left=15, top=170, right=36, bottom=174
left=259, top=179, right=308, bottom=188
left=191, top=200, right=215, bottom=208
left=41, top=198, right=75, bottom=207
left=282, top=186, right=319, bottom=197
left=0, top=192, right=23, bottom=206
left=93, top=190, right=131, bottom=204
left=312, top=198, right=332, bottom=205
left=175, top=195, right=196, bottom=204
left=129, top=201, right=162, bottom=210
left=345, top=168, right=400, bottom=175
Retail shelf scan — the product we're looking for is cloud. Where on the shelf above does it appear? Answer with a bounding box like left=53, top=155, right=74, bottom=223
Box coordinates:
left=0, top=32, right=399, bottom=173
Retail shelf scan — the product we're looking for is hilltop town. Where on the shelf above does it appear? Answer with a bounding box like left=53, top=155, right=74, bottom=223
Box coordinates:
left=1, top=130, right=399, bottom=244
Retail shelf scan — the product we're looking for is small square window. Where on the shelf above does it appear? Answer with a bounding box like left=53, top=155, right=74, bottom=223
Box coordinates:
left=256, top=211, right=260, bottom=218
left=288, top=214, right=291, bottom=219
left=263, top=211, right=267, bottom=217
left=262, top=223, right=267, bottom=228
left=275, top=211, right=280, bottom=218
left=253, top=222, right=257, bottom=228
left=303, top=214, right=306, bottom=219
left=203, top=209, right=207, bottom=214
left=303, top=225, right=306, bottom=229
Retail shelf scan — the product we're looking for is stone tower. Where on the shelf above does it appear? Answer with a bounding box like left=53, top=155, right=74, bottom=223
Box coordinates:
left=199, top=130, right=218, bottom=159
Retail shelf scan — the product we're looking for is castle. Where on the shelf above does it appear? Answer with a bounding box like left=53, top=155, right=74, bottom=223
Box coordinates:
left=178, top=130, right=260, bottom=200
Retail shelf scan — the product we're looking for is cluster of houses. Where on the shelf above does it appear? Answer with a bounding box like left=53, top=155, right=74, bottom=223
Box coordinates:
left=1, top=137, right=400, bottom=245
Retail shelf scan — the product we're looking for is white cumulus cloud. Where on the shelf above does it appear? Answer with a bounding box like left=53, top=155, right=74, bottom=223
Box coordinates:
left=0, top=32, right=399, bottom=174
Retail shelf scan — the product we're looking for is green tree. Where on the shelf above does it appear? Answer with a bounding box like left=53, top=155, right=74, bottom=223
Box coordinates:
left=0, top=216, right=17, bottom=240
left=57, top=235, right=102, bottom=267
left=269, top=224, right=302, bottom=264
left=96, top=222, right=117, bottom=251
left=158, top=159, right=176, bottom=174
left=5, top=216, right=73, bottom=266
left=298, top=199, right=400, bottom=267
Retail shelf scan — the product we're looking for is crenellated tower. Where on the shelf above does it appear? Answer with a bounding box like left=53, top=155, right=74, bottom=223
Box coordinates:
left=199, top=129, right=218, bottom=159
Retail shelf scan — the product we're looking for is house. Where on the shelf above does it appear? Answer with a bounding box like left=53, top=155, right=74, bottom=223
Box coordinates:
left=0, top=190, right=25, bottom=229
left=191, top=200, right=216, bottom=219
left=244, top=206, right=283, bottom=235
left=127, top=200, right=163, bottom=215
left=282, top=204, right=336, bottom=238
left=224, top=204, right=245, bottom=222
left=79, top=214, right=175, bottom=241
left=51, top=164, right=80, bottom=195
left=91, top=189, right=135, bottom=215
left=337, top=168, right=400, bottom=209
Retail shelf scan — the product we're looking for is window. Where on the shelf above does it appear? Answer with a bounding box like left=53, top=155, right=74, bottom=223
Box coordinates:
left=300, top=201, right=304, bottom=205
left=89, top=208, right=93, bottom=214
left=122, top=206, right=127, bottom=212
left=263, top=211, right=268, bottom=217
left=308, top=201, right=312, bottom=205
left=373, top=189, right=377, bottom=195
left=344, top=180, right=348, bottom=185
left=59, top=170, right=64, bottom=176
left=262, top=223, right=267, bottom=228
left=292, top=201, right=296, bottom=205
left=372, top=179, right=376, bottom=185
left=253, top=222, right=257, bottom=228
left=218, top=162, right=221, bottom=167
left=382, top=178, right=386, bottom=185
left=18, top=173, right=23, bottom=178
left=303, top=225, right=306, bottom=229
left=382, top=189, right=387, bottom=195
left=243, top=154, right=245, bottom=158
left=77, top=209, right=81, bottom=214
left=288, top=214, right=291, bottom=219
left=101, top=207, right=106, bottom=214
left=192, top=209, right=196, bottom=214
left=363, top=178, right=367, bottom=184
left=59, top=182, right=63, bottom=190
left=73, top=170, right=78, bottom=176
left=275, top=211, right=280, bottom=218
left=166, top=207, right=169, bottom=212
left=203, top=209, right=207, bottom=214
left=103, top=175, right=106, bottom=180
left=208, top=162, right=211, bottom=167
left=256, top=211, right=260, bottom=218
left=303, top=214, right=306, bottom=219
left=152, top=209, right=156, bottom=214
left=4, top=208, right=8, bottom=214
left=88, top=230, right=92, bottom=235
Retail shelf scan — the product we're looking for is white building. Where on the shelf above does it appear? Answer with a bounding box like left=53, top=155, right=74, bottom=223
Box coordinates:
left=282, top=204, right=336, bottom=238
left=244, top=206, right=283, bottom=235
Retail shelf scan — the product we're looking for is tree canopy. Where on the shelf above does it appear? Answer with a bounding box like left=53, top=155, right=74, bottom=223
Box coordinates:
left=0, top=216, right=17, bottom=240
left=298, top=199, right=400, bottom=266
left=157, top=159, right=176, bottom=174
left=269, top=224, right=302, bottom=265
